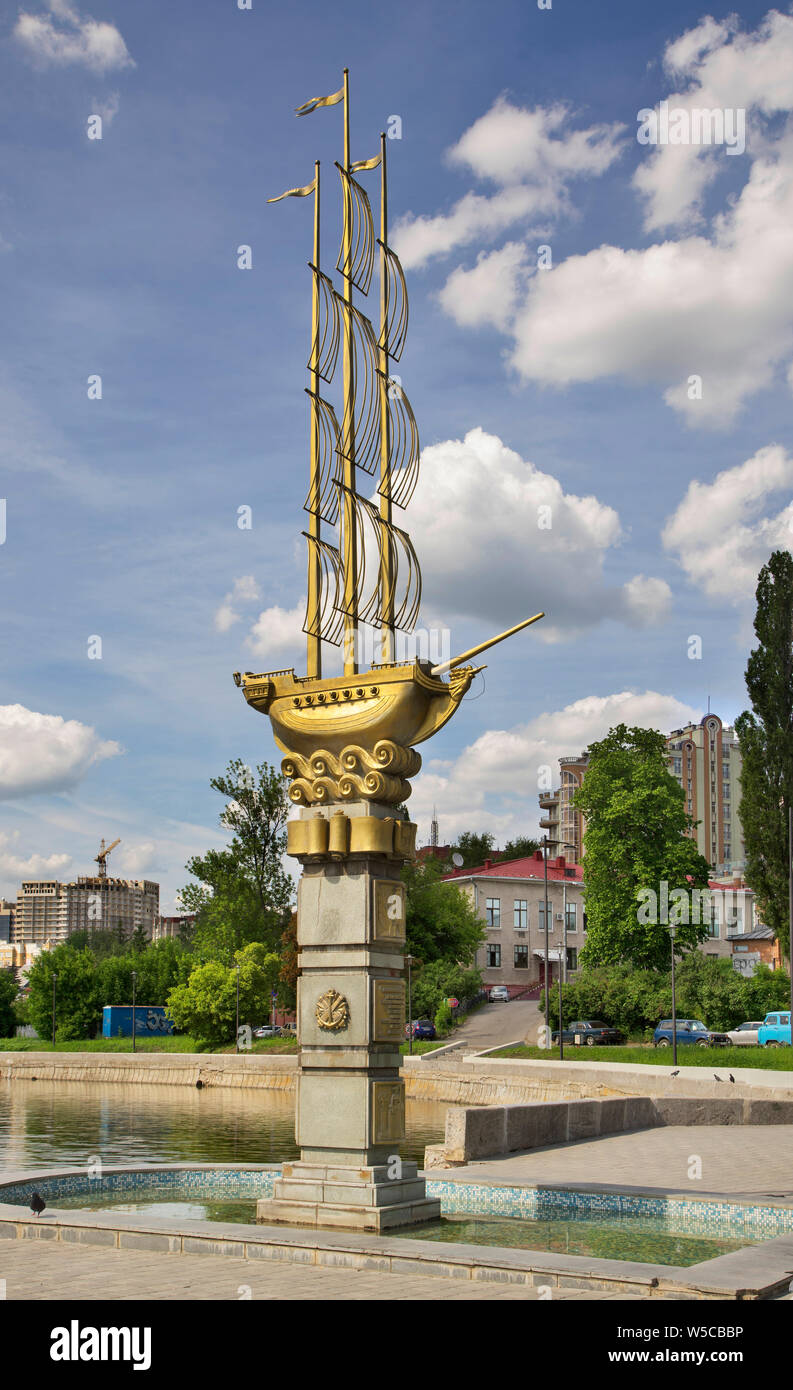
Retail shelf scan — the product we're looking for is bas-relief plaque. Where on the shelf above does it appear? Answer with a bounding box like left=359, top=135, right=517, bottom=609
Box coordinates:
left=372, top=979, right=405, bottom=1043
left=373, top=879, right=405, bottom=944
left=372, top=1081, right=405, bottom=1143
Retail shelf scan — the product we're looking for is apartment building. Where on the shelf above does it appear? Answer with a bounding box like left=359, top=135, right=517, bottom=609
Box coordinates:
left=13, top=876, right=160, bottom=947
left=666, top=714, right=745, bottom=872
left=445, top=851, right=585, bottom=996
left=538, top=712, right=745, bottom=874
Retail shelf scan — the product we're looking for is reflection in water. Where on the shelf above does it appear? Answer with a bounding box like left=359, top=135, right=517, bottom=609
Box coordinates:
left=43, top=1195, right=758, bottom=1267
left=0, top=1081, right=445, bottom=1171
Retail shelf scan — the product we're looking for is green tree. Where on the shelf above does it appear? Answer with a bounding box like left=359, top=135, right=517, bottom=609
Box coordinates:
left=735, top=551, right=793, bottom=956
left=27, top=945, right=103, bottom=1041
left=451, top=831, right=496, bottom=869
left=411, top=959, right=482, bottom=1023
left=180, top=758, right=293, bottom=963
left=402, top=856, right=485, bottom=964
left=0, top=967, right=17, bottom=1037
left=166, top=942, right=281, bottom=1047
left=499, top=836, right=540, bottom=860
left=574, top=724, right=712, bottom=969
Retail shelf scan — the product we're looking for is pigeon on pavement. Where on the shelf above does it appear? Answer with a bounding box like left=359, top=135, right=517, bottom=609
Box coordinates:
left=30, top=1192, right=46, bottom=1218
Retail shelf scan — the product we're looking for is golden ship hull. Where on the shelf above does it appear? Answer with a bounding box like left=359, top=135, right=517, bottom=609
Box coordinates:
left=233, top=661, right=477, bottom=805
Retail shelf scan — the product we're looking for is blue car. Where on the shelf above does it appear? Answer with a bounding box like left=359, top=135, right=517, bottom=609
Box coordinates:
left=653, top=1018, right=729, bottom=1048
left=758, top=1012, right=792, bottom=1046
left=405, top=1018, right=436, bottom=1040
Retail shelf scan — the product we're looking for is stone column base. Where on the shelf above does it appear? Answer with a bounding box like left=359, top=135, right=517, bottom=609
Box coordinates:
left=256, top=1160, right=441, bottom=1232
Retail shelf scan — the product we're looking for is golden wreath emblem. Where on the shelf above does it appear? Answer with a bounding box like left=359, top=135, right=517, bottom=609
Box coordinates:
left=315, top=988, right=350, bottom=1031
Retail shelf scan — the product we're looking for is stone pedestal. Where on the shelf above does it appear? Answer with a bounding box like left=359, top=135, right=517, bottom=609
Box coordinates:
left=256, top=801, right=440, bottom=1231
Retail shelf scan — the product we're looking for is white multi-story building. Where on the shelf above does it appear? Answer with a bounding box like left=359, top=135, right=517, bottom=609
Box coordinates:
left=13, top=877, right=160, bottom=947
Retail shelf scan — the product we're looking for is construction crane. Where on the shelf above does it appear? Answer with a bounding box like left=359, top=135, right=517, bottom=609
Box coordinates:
left=94, top=838, right=121, bottom=878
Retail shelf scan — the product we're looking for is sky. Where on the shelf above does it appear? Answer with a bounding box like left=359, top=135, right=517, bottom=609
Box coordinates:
left=1, top=0, right=792, bottom=909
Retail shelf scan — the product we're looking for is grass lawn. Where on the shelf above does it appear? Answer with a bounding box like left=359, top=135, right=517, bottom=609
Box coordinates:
left=492, top=1043, right=793, bottom=1070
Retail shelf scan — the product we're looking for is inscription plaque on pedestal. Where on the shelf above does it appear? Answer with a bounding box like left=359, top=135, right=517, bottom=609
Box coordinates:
left=372, top=978, right=405, bottom=1043
left=373, top=879, right=406, bottom=944
left=372, top=1080, right=405, bottom=1143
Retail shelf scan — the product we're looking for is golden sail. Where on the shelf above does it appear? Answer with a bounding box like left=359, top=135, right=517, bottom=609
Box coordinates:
left=233, top=70, right=544, bottom=807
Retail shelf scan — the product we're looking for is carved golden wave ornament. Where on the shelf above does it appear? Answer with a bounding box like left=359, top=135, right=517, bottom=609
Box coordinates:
left=282, top=739, right=421, bottom=806
left=315, top=988, right=350, bottom=1031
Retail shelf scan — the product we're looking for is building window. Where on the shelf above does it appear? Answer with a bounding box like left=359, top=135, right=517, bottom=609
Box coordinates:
left=514, top=945, right=529, bottom=969
left=538, top=900, right=553, bottom=932
left=565, top=902, right=576, bottom=932
left=582, top=910, right=588, bottom=933
left=707, top=903, right=719, bottom=938
left=485, top=898, right=500, bottom=928
left=566, top=946, right=578, bottom=972
left=513, top=899, right=528, bottom=929
left=486, top=943, right=501, bottom=968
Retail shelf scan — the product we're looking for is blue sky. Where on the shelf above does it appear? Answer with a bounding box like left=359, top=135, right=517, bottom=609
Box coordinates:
left=1, top=0, right=792, bottom=907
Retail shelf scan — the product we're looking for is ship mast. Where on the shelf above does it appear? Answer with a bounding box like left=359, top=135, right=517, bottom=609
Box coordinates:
left=340, top=69, right=359, bottom=676
left=307, top=159, right=322, bottom=679
left=377, top=130, right=394, bottom=664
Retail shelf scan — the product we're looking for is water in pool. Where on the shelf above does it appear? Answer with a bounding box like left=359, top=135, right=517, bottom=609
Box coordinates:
left=44, top=1188, right=758, bottom=1267
left=0, top=1079, right=445, bottom=1168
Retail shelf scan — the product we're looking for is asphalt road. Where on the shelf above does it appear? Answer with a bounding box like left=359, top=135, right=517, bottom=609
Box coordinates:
left=440, top=997, right=545, bottom=1054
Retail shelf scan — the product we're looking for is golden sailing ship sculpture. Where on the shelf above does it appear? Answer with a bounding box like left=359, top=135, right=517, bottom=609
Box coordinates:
left=234, top=70, right=544, bottom=810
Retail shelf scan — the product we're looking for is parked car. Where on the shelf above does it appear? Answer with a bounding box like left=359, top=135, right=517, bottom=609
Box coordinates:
left=653, top=1019, right=730, bottom=1048
left=489, top=986, right=510, bottom=1003
left=405, top=1018, right=436, bottom=1040
left=758, top=1012, right=792, bottom=1047
left=725, top=1020, right=765, bottom=1046
left=253, top=1024, right=280, bottom=1039
left=551, top=1019, right=624, bottom=1046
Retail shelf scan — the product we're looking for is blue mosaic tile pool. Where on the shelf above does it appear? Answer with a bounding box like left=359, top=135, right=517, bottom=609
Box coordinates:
left=3, top=1165, right=792, bottom=1261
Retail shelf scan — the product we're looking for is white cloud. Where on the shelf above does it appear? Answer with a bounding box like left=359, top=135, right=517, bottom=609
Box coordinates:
left=662, top=444, right=793, bottom=602
left=410, top=690, right=702, bottom=846
left=214, top=575, right=261, bottom=632
left=634, top=10, right=793, bottom=232
left=409, top=14, right=793, bottom=428
left=115, top=841, right=159, bottom=877
left=437, top=242, right=531, bottom=330
left=0, top=831, right=71, bottom=880
left=14, top=1, right=134, bottom=74
left=508, top=134, right=793, bottom=426
left=408, top=428, right=670, bottom=639
left=0, top=705, right=121, bottom=799
left=91, top=90, right=120, bottom=125
left=246, top=600, right=305, bottom=661
left=393, top=99, right=624, bottom=270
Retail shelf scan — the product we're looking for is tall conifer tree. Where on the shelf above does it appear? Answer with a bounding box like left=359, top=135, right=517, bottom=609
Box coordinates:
left=735, top=551, right=793, bottom=955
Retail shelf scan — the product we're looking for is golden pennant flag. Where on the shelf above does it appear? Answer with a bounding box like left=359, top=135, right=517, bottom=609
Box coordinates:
left=350, top=153, right=381, bottom=173
left=268, top=177, right=317, bottom=204
left=295, top=87, right=344, bottom=117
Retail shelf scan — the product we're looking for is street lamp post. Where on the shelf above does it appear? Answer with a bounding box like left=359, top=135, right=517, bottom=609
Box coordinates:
left=669, top=923, right=678, bottom=1068
left=51, top=972, right=57, bottom=1050
left=789, top=804, right=792, bottom=1050
left=541, top=836, right=574, bottom=1055
left=235, top=963, right=240, bottom=1055
left=131, top=971, right=137, bottom=1054
left=406, top=954, right=414, bottom=1056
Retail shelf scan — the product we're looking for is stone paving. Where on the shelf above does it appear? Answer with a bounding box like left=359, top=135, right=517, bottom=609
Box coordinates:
left=0, top=1239, right=643, bottom=1300
left=454, top=1124, right=793, bottom=1197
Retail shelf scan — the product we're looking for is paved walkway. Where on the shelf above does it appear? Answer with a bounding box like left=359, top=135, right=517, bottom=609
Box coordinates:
left=434, top=998, right=543, bottom=1055
left=1, top=1240, right=640, bottom=1300
left=456, top=1125, right=793, bottom=1198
